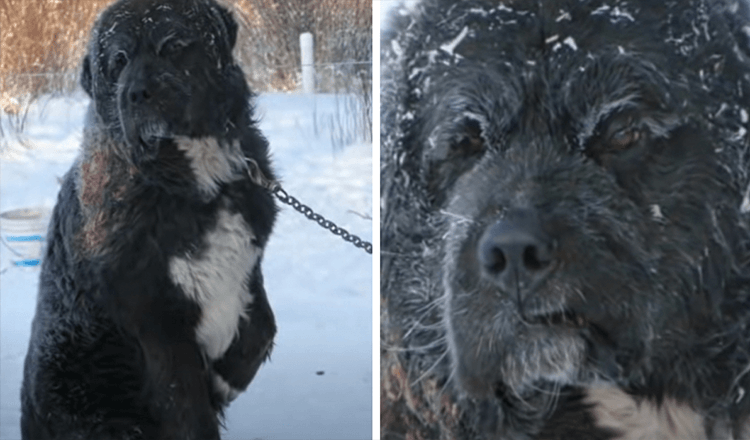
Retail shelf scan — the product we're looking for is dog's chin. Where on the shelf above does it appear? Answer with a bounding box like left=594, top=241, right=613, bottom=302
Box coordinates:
left=451, top=321, right=589, bottom=400
left=121, top=120, right=174, bottom=161
left=501, top=320, right=627, bottom=400
left=119, top=106, right=169, bottom=142
left=509, top=327, right=586, bottom=391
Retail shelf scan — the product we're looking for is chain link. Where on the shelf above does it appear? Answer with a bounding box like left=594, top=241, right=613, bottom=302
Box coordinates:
left=245, top=159, right=373, bottom=255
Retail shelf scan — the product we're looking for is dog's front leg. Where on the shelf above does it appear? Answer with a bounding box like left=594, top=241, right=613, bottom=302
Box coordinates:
left=137, top=315, right=219, bottom=440
left=98, top=246, right=221, bottom=440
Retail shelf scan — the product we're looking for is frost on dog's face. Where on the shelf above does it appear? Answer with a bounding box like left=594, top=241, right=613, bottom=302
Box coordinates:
left=383, top=0, right=750, bottom=405
left=441, top=80, right=724, bottom=399
left=79, top=0, right=243, bottom=163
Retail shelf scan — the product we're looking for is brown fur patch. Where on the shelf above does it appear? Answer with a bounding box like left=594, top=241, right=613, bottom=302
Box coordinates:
left=79, top=210, right=109, bottom=254
left=80, top=151, right=110, bottom=208
left=381, top=298, right=461, bottom=440
left=587, top=386, right=706, bottom=440
left=76, top=149, right=133, bottom=255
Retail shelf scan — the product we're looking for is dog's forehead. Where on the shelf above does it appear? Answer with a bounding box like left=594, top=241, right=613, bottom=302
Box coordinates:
left=405, top=0, right=747, bottom=143
left=417, top=7, right=670, bottom=89
left=421, top=58, right=671, bottom=157
left=93, top=0, right=221, bottom=50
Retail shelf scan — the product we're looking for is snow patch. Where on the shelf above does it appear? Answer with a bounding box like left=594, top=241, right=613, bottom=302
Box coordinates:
left=468, top=8, right=488, bottom=17
left=742, top=184, right=750, bottom=214
left=592, top=5, right=635, bottom=22
left=391, top=40, right=403, bottom=58
left=736, top=126, right=748, bottom=141
left=556, top=11, right=572, bottom=22
left=650, top=204, right=664, bottom=220
left=440, top=26, right=470, bottom=55
left=563, top=36, right=578, bottom=51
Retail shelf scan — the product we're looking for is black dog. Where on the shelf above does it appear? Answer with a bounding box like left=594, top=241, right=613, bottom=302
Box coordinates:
left=381, top=0, right=750, bottom=439
left=20, top=0, right=277, bottom=438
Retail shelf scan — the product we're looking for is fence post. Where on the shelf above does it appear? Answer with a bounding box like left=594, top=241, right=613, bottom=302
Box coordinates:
left=300, top=32, right=315, bottom=93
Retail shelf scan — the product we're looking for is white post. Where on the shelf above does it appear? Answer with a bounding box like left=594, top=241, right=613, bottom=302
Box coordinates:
left=300, top=32, right=315, bottom=94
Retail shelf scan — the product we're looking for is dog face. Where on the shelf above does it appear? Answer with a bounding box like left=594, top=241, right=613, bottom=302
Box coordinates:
left=381, top=0, right=750, bottom=425
left=442, top=70, right=725, bottom=398
left=81, top=0, right=244, bottom=163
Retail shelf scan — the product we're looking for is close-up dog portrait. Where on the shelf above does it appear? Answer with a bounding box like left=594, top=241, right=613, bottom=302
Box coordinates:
left=20, top=0, right=277, bottom=438
left=381, top=0, right=750, bottom=439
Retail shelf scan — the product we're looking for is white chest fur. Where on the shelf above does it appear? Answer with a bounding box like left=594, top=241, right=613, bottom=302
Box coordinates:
left=174, top=136, right=245, bottom=199
left=168, top=208, right=260, bottom=360
left=587, top=386, right=706, bottom=440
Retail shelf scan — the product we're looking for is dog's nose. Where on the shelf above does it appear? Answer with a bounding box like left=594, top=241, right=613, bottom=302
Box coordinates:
left=478, top=209, right=554, bottom=291
left=128, top=84, right=151, bottom=104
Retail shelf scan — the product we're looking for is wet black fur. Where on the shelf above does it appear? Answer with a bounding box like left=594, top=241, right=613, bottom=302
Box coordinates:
left=20, top=0, right=277, bottom=439
left=381, top=0, right=750, bottom=438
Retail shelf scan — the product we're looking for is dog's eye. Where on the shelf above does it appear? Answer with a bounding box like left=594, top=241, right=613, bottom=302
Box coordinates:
left=600, top=114, right=644, bottom=152
left=453, top=119, right=484, bottom=156
left=608, top=127, right=641, bottom=151
left=424, top=118, right=486, bottom=205
left=585, top=113, right=645, bottom=160
left=109, top=51, right=128, bottom=79
left=160, top=39, right=192, bottom=57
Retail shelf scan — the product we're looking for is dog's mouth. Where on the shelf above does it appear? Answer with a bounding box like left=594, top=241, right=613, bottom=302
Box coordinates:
left=123, top=121, right=174, bottom=163
left=121, top=115, right=172, bottom=153
left=138, top=121, right=171, bottom=145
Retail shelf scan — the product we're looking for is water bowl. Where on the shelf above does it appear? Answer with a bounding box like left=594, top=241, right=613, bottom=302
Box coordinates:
left=0, top=207, right=51, bottom=268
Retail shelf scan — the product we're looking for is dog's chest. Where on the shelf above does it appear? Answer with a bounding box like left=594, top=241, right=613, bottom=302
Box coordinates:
left=168, top=208, right=260, bottom=360
left=586, top=387, right=706, bottom=440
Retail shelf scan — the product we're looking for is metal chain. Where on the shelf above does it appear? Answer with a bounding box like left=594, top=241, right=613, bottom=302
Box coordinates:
left=245, top=158, right=373, bottom=255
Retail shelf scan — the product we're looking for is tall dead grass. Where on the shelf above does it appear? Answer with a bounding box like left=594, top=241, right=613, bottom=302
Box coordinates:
left=231, top=0, right=371, bottom=93
left=0, top=0, right=372, bottom=138
left=230, top=0, right=372, bottom=139
left=0, top=0, right=109, bottom=114
left=0, top=0, right=371, bottom=94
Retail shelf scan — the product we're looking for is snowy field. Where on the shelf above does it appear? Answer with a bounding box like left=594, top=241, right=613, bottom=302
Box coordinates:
left=0, top=92, right=373, bottom=439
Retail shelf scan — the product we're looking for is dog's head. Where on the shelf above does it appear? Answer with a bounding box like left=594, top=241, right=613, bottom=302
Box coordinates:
left=81, top=0, right=247, bottom=164
left=382, top=0, right=750, bottom=416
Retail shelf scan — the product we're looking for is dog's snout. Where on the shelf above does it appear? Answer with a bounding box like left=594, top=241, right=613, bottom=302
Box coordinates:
left=128, top=83, right=152, bottom=104
left=478, top=209, right=554, bottom=290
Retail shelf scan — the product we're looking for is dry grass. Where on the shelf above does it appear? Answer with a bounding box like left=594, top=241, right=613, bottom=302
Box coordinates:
left=0, top=0, right=372, bottom=138
left=229, top=0, right=372, bottom=138
left=231, top=0, right=372, bottom=92
left=0, top=0, right=110, bottom=113
left=0, top=0, right=371, bottom=95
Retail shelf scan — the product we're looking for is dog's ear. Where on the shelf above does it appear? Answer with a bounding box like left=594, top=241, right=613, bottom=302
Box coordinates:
left=80, top=55, right=93, bottom=97
left=210, top=4, right=238, bottom=51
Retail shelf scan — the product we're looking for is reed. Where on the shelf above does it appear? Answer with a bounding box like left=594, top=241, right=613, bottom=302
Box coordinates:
left=0, top=0, right=371, bottom=129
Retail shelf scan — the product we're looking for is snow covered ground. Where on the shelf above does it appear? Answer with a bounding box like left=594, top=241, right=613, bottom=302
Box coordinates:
left=0, top=92, right=373, bottom=439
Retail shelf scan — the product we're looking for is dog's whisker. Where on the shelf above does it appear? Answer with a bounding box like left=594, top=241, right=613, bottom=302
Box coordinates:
left=439, top=210, right=474, bottom=224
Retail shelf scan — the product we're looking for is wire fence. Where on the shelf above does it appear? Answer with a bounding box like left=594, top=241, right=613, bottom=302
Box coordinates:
left=1, top=0, right=373, bottom=135
left=0, top=60, right=371, bottom=80
left=1, top=55, right=373, bottom=142
left=0, top=59, right=371, bottom=98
